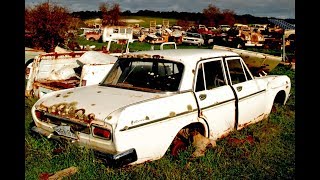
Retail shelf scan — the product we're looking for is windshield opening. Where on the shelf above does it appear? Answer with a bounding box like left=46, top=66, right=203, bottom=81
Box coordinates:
left=101, top=58, right=184, bottom=92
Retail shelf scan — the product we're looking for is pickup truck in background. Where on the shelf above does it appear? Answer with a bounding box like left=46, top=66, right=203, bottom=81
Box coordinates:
left=30, top=48, right=291, bottom=167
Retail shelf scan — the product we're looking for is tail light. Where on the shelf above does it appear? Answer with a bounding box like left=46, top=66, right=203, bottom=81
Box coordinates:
left=92, top=126, right=111, bottom=140
left=35, top=110, right=44, bottom=120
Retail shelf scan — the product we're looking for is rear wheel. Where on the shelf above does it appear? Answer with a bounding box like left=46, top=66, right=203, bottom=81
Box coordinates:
left=170, top=124, right=205, bottom=156
left=171, top=137, right=188, bottom=156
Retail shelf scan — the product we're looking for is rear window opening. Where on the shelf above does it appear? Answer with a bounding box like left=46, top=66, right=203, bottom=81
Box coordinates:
left=102, top=58, right=184, bottom=92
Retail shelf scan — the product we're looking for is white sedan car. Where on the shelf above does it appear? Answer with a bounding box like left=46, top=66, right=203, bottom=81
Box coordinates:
left=30, top=49, right=291, bottom=167
left=182, top=32, right=205, bottom=46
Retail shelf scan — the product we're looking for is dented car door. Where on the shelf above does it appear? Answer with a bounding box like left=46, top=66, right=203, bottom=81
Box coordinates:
left=225, top=57, right=267, bottom=128
left=193, top=58, right=236, bottom=139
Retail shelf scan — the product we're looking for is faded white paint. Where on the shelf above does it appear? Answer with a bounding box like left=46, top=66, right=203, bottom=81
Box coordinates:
left=31, top=48, right=291, bottom=166
left=102, top=26, right=134, bottom=43
left=25, top=51, right=118, bottom=98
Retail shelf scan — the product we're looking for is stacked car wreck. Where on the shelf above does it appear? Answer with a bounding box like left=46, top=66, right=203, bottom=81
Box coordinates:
left=30, top=48, right=291, bottom=167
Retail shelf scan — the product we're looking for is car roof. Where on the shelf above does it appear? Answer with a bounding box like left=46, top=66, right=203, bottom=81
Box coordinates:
left=128, top=49, right=240, bottom=66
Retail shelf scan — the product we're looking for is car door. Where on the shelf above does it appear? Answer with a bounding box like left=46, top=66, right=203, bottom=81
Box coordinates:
left=225, top=57, right=267, bottom=129
left=193, top=58, right=236, bottom=140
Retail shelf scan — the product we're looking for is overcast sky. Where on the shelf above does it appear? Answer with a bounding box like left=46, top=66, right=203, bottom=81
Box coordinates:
left=25, top=0, right=295, bottom=19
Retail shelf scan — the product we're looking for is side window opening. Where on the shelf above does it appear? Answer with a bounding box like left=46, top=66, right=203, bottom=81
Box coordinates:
left=243, top=63, right=253, bottom=81
left=195, top=63, right=205, bottom=92
left=227, top=58, right=247, bottom=85
left=203, top=60, right=226, bottom=89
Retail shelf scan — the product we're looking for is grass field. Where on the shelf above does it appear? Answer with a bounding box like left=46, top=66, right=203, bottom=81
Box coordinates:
left=83, top=16, right=179, bottom=28
left=25, top=56, right=295, bottom=179
left=121, top=16, right=179, bottom=28
left=77, top=36, right=215, bottom=51
left=76, top=36, right=291, bottom=59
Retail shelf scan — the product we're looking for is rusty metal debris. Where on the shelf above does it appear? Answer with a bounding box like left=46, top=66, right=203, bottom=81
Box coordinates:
left=172, top=129, right=216, bottom=158
left=191, top=131, right=216, bottom=157
left=227, top=135, right=256, bottom=146
left=39, top=166, right=78, bottom=180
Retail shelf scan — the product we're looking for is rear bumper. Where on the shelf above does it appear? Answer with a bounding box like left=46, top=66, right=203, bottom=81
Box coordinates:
left=94, top=148, right=137, bottom=167
left=31, top=126, right=138, bottom=166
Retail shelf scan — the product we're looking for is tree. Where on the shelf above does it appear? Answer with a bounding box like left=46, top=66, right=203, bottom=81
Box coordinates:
left=202, top=4, right=221, bottom=27
left=219, top=9, right=236, bottom=26
left=25, top=2, right=73, bottom=52
left=99, top=2, right=122, bottom=26
left=202, top=4, right=236, bottom=27
left=176, top=19, right=191, bottom=30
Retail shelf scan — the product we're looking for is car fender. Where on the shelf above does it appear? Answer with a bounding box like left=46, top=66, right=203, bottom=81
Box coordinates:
left=111, top=92, right=202, bottom=165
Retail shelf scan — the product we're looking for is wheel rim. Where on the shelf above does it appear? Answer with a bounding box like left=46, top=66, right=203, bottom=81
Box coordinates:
left=171, top=138, right=187, bottom=156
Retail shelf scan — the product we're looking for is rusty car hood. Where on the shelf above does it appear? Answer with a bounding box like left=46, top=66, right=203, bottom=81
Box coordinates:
left=35, top=85, right=165, bottom=121
left=212, top=45, right=282, bottom=74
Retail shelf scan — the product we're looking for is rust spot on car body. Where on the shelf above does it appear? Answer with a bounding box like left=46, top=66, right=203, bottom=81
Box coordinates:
left=238, top=122, right=249, bottom=128
left=37, top=101, right=96, bottom=124
left=88, top=113, right=95, bottom=121
left=34, top=78, right=80, bottom=90
left=220, top=128, right=232, bottom=139
left=187, top=105, right=193, bottom=111
left=38, top=103, right=48, bottom=112
left=169, top=112, right=176, bottom=117
left=152, top=55, right=164, bottom=59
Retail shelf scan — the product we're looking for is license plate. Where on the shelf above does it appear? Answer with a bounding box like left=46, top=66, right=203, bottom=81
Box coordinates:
left=53, top=125, right=78, bottom=139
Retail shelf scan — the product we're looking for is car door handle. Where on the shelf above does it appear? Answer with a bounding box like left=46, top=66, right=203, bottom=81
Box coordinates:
left=236, top=86, right=242, bottom=92
left=199, top=94, right=207, bottom=100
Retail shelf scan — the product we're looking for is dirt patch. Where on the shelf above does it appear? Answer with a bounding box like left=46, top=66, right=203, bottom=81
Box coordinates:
left=227, top=135, right=255, bottom=146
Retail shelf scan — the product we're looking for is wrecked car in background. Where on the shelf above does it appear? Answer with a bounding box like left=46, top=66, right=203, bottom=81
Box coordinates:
left=25, top=47, right=45, bottom=79
left=212, top=45, right=282, bottom=76
left=25, top=51, right=117, bottom=98
left=30, top=48, right=291, bottom=166
left=25, top=38, right=133, bottom=98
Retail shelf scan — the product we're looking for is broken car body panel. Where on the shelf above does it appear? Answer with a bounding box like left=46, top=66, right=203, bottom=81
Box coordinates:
left=31, top=49, right=291, bottom=166
left=212, top=45, right=282, bottom=75
left=25, top=51, right=117, bottom=98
